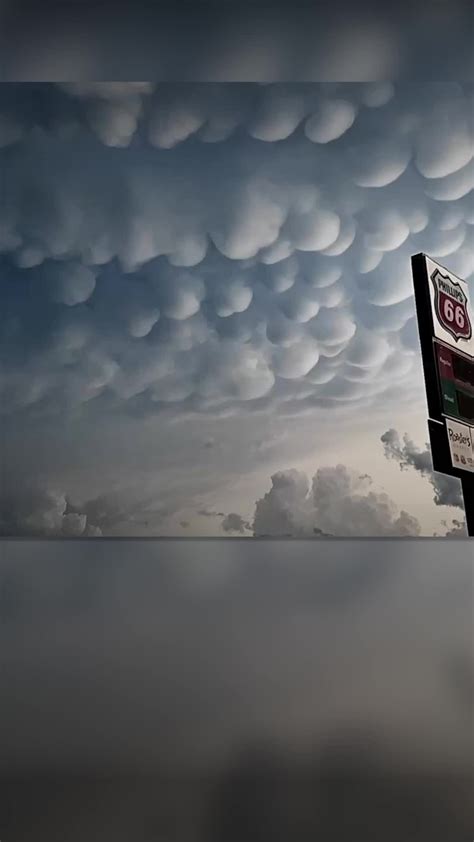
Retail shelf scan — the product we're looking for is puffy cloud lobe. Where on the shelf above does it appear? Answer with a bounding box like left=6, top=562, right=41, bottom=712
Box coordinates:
left=48, top=261, right=97, bottom=306
left=210, top=179, right=287, bottom=260
left=311, top=466, right=421, bottom=537
left=414, top=100, right=473, bottom=179
left=253, top=470, right=314, bottom=537
left=149, top=101, right=206, bottom=149
left=358, top=82, right=395, bottom=108
left=128, top=310, right=160, bottom=339
left=273, top=338, right=320, bottom=379
left=350, top=139, right=411, bottom=187
left=287, top=208, right=341, bottom=252
left=424, top=160, right=474, bottom=202
left=309, top=310, right=356, bottom=346
left=363, top=210, right=410, bottom=253
left=304, top=99, right=357, bottom=144
left=213, top=280, right=253, bottom=317
left=61, top=83, right=154, bottom=148
left=199, top=342, right=275, bottom=402
left=248, top=88, right=307, bottom=142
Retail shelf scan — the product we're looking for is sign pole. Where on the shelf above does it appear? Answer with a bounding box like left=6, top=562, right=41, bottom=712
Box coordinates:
left=460, top=478, right=474, bottom=536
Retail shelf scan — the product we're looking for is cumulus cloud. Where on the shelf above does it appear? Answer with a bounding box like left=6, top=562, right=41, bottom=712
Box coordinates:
left=0, top=483, right=103, bottom=537
left=439, top=518, right=468, bottom=538
left=250, top=425, right=470, bottom=538
left=0, top=479, right=177, bottom=538
left=252, top=465, right=421, bottom=537
left=221, top=512, right=252, bottom=534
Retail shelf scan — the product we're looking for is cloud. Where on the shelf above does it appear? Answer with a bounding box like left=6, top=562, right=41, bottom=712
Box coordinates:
left=198, top=508, right=226, bottom=518
left=0, top=482, right=103, bottom=537
left=304, top=99, right=357, bottom=144
left=381, top=429, right=465, bottom=509
left=251, top=425, right=470, bottom=538
left=0, top=81, right=472, bottom=430
left=252, top=465, right=421, bottom=538
left=349, top=139, right=411, bottom=188
left=414, top=97, right=473, bottom=179
left=439, top=518, right=468, bottom=538
left=0, top=480, right=175, bottom=537
left=221, top=513, right=252, bottom=534
left=253, top=469, right=314, bottom=537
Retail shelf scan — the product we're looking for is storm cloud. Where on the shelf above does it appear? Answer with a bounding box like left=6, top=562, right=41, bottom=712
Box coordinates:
left=0, top=81, right=472, bottom=537
left=0, top=82, right=472, bottom=422
left=381, top=428, right=465, bottom=509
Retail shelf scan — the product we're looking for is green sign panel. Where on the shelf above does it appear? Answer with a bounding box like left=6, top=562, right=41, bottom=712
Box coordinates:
left=435, top=341, right=474, bottom=425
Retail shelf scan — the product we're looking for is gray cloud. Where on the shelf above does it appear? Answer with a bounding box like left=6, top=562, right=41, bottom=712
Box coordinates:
left=198, top=508, right=226, bottom=518
left=221, top=512, right=252, bottom=534
left=0, top=483, right=79, bottom=537
left=439, top=518, right=468, bottom=538
left=0, top=82, right=472, bottom=424
left=253, top=465, right=421, bottom=538
left=381, top=428, right=465, bottom=510
left=0, top=481, right=175, bottom=537
left=2, top=418, right=469, bottom=537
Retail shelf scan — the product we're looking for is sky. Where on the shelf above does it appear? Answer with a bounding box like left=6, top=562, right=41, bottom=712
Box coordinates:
left=0, top=81, right=473, bottom=536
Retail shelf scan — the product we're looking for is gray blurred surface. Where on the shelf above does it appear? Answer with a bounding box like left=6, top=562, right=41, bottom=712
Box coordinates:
left=0, top=539, right=472, bottom=839
left=1, top=1, right=473, bottom=81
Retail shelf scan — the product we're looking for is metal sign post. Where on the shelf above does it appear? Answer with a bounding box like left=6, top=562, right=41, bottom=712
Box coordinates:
left=411, top=253, right=474, bottom=536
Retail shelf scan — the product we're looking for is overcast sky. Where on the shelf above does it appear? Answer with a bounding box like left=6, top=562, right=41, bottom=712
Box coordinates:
left=0, top=81, right=473, bottom=536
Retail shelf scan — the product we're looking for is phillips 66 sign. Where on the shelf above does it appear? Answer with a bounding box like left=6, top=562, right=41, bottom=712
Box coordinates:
left=412, top=252, right=474, bottom=478
left=426, top=256, right=474, bottom=357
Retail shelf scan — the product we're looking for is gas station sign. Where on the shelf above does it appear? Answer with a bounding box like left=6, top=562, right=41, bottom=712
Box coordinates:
left=411, top=253, right=474, bottom=535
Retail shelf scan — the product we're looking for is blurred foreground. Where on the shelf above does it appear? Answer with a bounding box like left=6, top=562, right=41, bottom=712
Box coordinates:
left=1, top=539, right=473, bottom=840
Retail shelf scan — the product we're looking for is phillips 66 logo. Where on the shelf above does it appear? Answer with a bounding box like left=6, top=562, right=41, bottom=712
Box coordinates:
left=431, top=268, right=472, bottom=342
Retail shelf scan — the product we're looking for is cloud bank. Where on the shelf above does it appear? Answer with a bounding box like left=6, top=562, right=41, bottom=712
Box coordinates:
left=252, top=466, right=421, bottom=537
left=247, top=427, right=467, bottom=538
left=0, top=82, right=472, bottom=424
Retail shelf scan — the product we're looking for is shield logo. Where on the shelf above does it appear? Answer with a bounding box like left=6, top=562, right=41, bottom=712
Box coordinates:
left=431, top=268, right=472, bottom=342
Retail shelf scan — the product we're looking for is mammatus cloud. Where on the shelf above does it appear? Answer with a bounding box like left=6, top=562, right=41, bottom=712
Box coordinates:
left=0, top=82, right=472, bottom=422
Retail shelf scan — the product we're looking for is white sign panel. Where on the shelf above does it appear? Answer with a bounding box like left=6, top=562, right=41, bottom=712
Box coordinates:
left=445, top=418, right=474, bottom=473
left=425, top=255, right=474, bottom=359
